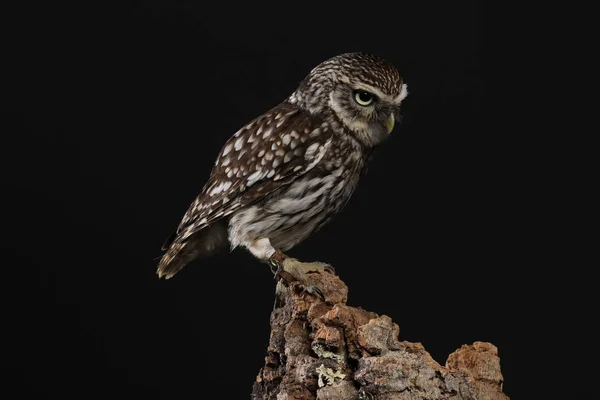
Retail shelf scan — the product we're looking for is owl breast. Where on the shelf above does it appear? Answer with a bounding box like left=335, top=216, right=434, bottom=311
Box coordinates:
left=227, top=135, right=365, bottom=252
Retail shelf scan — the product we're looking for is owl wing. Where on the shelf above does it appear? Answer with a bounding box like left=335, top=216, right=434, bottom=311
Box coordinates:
left=164, top=102, right=333, bottom=248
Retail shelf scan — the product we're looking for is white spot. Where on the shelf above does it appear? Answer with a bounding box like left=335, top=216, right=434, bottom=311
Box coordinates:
left=258, top=150, right=265, bottom=157
left=209, top=183, right=224, bottom=196
left=272, top=158, right=281, bottom=168
left=262, top=127, right=273, bottom=139
left=294, top=148, right=303, bottom=156
left=284, top=152, right=293, bottom=163
left=199, top=217, right=208, bottom=225
left=221, top=157, right=230, bottom=166
left=305, top=138, right=332, bottom=170
left=237, top=149, right=247, bottom=160
left=222, top=181, right=232, bottom=191
left=223, top=143, right=232, bottom=156
left=256, top=126, right=263, bottom=136
left=265, top=152, right=274, bottom=161
left=290, top=130, right=299, bottom=139
left=276, top=118, right=285, bottom=128
left=310, top=128, right=321, bottom=138
left=271, top=143, right=278, bottom=151
left=247, top=134, right=255, bottom=143
left=234, top=129, right=243, bottom=138
left=267, top=169, right=275, bottom=178
left=247, top=170, right=262, bottom=181
left=305, top=142, right=320, bottom=158
left=290, top=139, right=299, bottom=150
left=247, top=170, right=264, bottom=187
left=235, top=137, right=244, bottom=151
left=293, top=165, right=303, bottom=171
left=233, top=167, right=239, bottom=174
left=282, top=134, right=291, bottom=145
left=275, top=149, right=285, bottom=157
left=274, top=112, right=282, bottom=120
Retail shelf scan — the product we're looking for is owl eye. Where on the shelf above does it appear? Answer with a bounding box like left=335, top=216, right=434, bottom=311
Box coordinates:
left=353, top=90, right=375, bottom=106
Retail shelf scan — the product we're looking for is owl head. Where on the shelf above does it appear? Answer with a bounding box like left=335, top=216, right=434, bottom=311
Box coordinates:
left=289, top=52, right=408, bottom=148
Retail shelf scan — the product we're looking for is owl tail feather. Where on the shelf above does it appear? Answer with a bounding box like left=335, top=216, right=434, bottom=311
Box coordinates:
left=156, top=220, right=229, bottom=279
left=157, top=242, right=190, bottom=279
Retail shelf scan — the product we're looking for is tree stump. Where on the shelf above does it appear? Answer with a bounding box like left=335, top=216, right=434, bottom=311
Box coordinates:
left=252, top=268, right=509, bottom=400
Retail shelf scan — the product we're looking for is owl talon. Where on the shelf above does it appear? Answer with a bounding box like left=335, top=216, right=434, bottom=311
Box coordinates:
left=268, top=258, right=280, bottom=276
left=304, top=284, right=326, bottom=301
left=268, top=250, right=289, bottom=278
left=269, top=261, right=298, bottom=286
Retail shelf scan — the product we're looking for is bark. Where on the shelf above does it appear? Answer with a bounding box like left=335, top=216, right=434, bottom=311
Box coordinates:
left=252, top=269, right=509, bottom=400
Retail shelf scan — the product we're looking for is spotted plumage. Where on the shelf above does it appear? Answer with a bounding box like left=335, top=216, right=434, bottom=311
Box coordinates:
left=158, top=52, right=408, bottom=279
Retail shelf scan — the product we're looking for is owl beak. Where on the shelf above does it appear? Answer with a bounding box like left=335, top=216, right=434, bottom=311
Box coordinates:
left=384, top=113, right=395, bottom=134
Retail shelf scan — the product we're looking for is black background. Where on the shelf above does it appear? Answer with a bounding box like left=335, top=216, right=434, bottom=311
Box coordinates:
left=4, top=1, right=517, bottom=398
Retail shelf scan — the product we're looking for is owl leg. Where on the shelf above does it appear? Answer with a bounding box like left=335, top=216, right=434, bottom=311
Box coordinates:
left=245, top=239, right=290, bottom=278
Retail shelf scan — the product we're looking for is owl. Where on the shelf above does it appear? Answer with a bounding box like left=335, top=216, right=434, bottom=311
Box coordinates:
left=158, top=52, right=408, bottom=290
